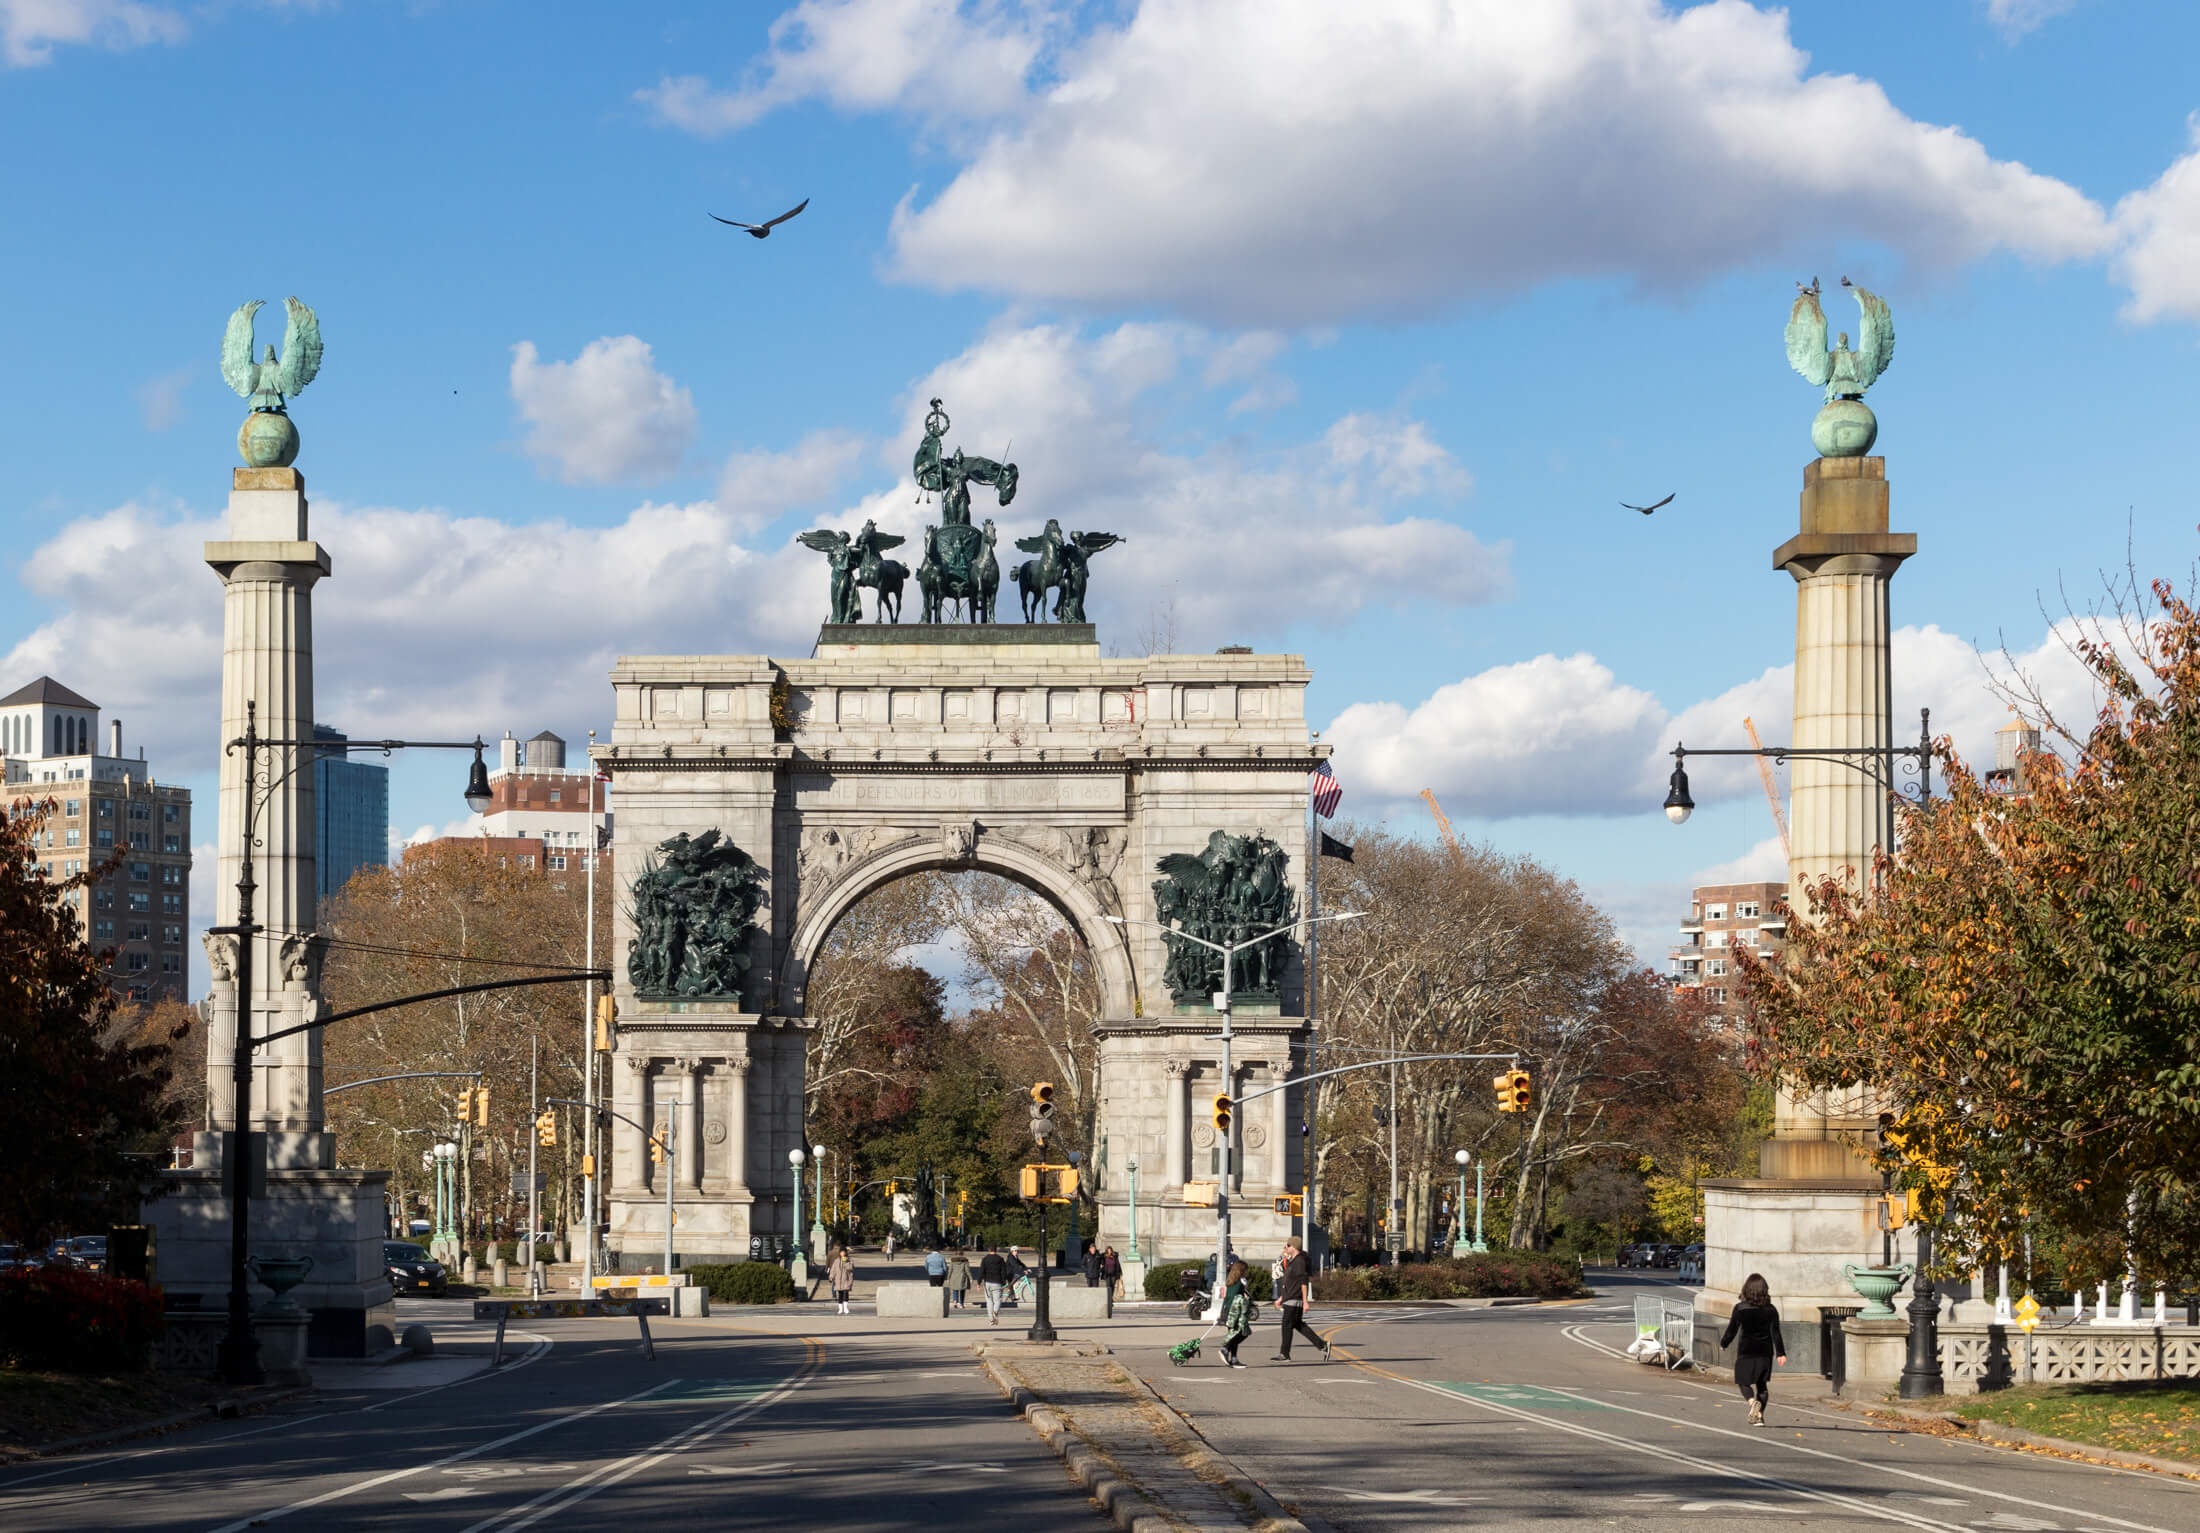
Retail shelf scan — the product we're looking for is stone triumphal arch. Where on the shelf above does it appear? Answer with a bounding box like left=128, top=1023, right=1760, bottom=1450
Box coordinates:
left=596, top=625, right=1326, bottom=1272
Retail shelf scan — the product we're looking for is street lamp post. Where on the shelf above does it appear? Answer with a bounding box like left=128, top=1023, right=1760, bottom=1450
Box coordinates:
left=1899, top=1220, right=1945, bottom=1398
left=1105, top=909, right=1365, bottom=1315
left=1452, top=1151, right=1471, bottom=1257
left=1125, top=1155, right=1140, bottom=1268
left=789, top=1148, right=809, bottom=1288
left=811, top=1144, right=829, bottom=1264
left=1029, top=1110, right=1057, bottom=1343
left=209, top=705, right=491, bottom=1385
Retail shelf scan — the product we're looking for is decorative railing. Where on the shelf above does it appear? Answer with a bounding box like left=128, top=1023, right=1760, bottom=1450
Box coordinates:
left=1939, top=1322, right=2200, bottom=1393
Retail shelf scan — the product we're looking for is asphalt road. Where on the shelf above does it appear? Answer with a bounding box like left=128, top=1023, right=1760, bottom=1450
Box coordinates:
left=0, top=1299, right=1105, bottom=1532
left=1109, top=1271, right=2200, bottom=1533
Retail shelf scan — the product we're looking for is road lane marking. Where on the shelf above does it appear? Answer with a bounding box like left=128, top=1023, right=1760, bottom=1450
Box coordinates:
left=1551, top=1323, right=2200, bottom=1525
left=202, top=1376, right=677, bottom=1533
left=458, top=1335, right=826, bottom=1533
left=1322, top=1487, right=1481, bottom=1506
left=403, top=1487, right=487, bottom=1502
left=688, top=1462, right=795, bottom=1477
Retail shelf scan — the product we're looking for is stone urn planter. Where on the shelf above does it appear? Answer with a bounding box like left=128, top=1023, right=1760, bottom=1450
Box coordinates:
left=1843, top=1262, right=1912, bottom=1319
left=247, top=1254, right=315, bottom=1311
left=245, top=1254, right=316, bottom=1387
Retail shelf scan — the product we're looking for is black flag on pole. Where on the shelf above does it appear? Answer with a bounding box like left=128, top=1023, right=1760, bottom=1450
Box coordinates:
left=1319, top=832, right=1354, bottom=862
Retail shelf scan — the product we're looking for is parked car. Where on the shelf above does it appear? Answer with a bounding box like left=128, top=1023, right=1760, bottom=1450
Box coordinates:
left=0, top=1244, right=27, bottom=1271
left=47, top=1236, right=108, bottom=1273
left=1618, top=1242, right=1650, bottom=1268
left=384, top=1241, right=449, bottom=1297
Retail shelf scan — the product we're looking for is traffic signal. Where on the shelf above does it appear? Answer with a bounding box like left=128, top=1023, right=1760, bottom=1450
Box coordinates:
left=1212, top=1093, right=1233, bottom=1134
left=648, top=1132, right=665, bottom=1165
left=595, top=994, right=616, bottom=1051
left=1494, top=1069, right=1531, bottom=1113
left=456, top=1085, right=474, bottom=1121
left=1273, top=1194, right=1304, bottom=1216
left=536, top=1110, right=557, bottom=1148
left=1019, top=1165, right=1041, bottom=1198
left=1031, top=1081, right=1056, bottom=1120
left=580, top=1154, right=595, bottom=1179
left=474, top=1088, right=490, bottom=1128
left=1058, top=1167, right=1079, bottom=1200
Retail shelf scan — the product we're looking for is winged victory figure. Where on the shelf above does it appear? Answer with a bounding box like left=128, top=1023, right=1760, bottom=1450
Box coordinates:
left=222, top=298, right=323, bottom=414
left=796, top=528, right=863, bottom=624
left=1785, top=277, right=1894, bottom=403
left=1012, top=519, right=1124, bottom=624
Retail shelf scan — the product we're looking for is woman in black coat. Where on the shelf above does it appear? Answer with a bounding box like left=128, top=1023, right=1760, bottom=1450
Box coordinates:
left=1719, top=1271, right=1788, bottom=1426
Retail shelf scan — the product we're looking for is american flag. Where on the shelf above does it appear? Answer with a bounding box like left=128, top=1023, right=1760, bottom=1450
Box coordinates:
left=1308, top=759, right=1343, bottom=819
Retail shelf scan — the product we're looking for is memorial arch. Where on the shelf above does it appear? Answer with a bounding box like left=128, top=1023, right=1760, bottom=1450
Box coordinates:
left=596, top=626, right=1325, bottom=1272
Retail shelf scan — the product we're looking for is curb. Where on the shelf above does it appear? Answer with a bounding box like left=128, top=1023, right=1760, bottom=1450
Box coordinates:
left=1840, top=1397, right=2200, bottom=1481
left=982, top=1355, right=1310, bottom=1533
left=980, top=1359, right=1177, bottom=1533
left=0, top=1383, right=312, bottom=1464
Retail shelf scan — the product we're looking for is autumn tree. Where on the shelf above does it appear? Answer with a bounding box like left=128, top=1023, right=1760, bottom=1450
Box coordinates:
left=1738, top=567, right=2200, bottom=1287
left=320, top=841, right=605, bottom=1245
left=0, top=800, right=184, bottom=1241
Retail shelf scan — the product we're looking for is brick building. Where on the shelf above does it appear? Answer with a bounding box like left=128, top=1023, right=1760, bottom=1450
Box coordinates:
left=2, top=676, right=193, bottom=1002
left=475, top=730, right=608, bottom=874
left=1669, top=880, right=1786, bottom=1016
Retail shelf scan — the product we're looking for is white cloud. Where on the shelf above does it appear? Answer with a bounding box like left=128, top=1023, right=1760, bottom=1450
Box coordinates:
left=135, top=366, right=194, bottom=432
left=2112, top=120, right=2200, bottom=324
left=509, top=336, right=697, bottom=486
left=1982, top=0, right=2077, bottom=39
left=1, top=0, right=185, bottom=67
left=717, top=429, right=868, bottom=536
left=1691, top=835, right=1789, bottom=888
left=1325, top=620, right=2117, bottom=824
left=637, top=0, right=1051, bottom=139
left=842, top=0, right=2116, bottom=324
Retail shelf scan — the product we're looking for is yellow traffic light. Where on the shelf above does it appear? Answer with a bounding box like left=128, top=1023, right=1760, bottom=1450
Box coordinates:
left=1031, top=1081, right=1055, bottom=1111
left=648, top=1134, right=665, bottom=1165
left=581, top=1153, right=596, bottom=1179
left=474, top=1088, right=490, bottom=1128
left=1492, top=1072, right=1514, bottom=1112
left=595, top=994, right=616, bottom=1051
left=1493, top=1069, right=1531, bottom=1113
left=1059, top=1167, right=1080, bottom=1200
left=456, top=1086, right=474, bottom=1121
left=1212, top=1093, right=1232, bottom=1134
left=536, top=1110, right=557, bottom=1148
left=1019, top=1165, right=1041, bottom=1198
left=1510, top=1070, right=1532, bottom=1113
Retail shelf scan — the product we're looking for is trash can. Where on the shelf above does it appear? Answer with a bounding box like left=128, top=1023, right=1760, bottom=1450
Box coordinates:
left=1820, top=1306, right=1861, bottom=1395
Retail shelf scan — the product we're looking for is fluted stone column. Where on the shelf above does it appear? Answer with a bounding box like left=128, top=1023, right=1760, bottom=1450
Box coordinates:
left=205, top=467, right=332, bottom=1170
left=726, top=1055, right=750, bottom=1191
left=1268, top=1064, right=1291, bottom=1193
left=681, top=1058, right=706, bottom=1191
left=621, top=1057, right=651, bottom=1193
left=1165, top=1059, right=1189, bottom=1188
left=1767, top=454, right=1915, bottom=1178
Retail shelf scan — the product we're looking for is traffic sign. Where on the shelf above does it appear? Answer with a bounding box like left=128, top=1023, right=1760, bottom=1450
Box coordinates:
left=2014, top=1293, right=2041, bottom=1334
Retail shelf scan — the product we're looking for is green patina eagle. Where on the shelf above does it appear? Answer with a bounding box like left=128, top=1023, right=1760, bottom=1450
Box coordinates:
left=222, top=298, right=323, bottom=415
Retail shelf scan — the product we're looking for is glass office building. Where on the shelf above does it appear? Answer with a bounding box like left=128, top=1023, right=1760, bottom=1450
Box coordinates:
left=315, top=724, right=389, bottom=902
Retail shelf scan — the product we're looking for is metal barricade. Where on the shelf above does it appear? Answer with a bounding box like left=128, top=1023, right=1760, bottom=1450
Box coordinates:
left=473, top=1295, right=669, bottom=1367
left=1632, top=1294, right=1694, bottom=1370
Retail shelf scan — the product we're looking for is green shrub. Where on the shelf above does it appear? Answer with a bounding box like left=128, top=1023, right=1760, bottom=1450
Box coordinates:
left=1141, top=1258, right=1271, bottom=1301
left=684, top=1262, right=796, bottom=1305
left=1310, top=1252, right=1583, bottom=1303
left=0, top=1268, right=164, bottom=1372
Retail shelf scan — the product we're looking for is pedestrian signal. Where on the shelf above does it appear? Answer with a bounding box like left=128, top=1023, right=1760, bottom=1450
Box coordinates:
left=474, top=1089, right=491, bottom=1128
left=1212, top=1093, right=1233, bottom=1134
left=1018, top=1163, right=1077, bottom=1203
left=1020, top=1165, right=1040, bottom=1198
left=595, top=994, right=616, bottom=1051
left=536, top=1110, right=557, bottom=1148
left=581, top=1154, right=595, bottom=1179
left=1273, top=1194, right=1304, bottom=1216
left=1494, top=1069, right=1531, bottom=1113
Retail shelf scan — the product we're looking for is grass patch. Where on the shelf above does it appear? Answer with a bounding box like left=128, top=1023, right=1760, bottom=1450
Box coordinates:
left=0, top=1367, right=227, bottom=1457
left=1951, top=1377, right=2200, bottom=1462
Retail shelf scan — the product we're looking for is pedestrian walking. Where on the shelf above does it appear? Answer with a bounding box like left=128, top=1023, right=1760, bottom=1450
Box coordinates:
left=946, top=1247, right=972, bottom=1309
left=979, top=1244, right=1009, bottom=1325
left=1720, top=1271, right=1788, bottom=1426
left=1271, top=1238, right=1330, bottom=1362
left=1101, top=1246, right=1122, bottom=1300
left=1218, top=1260, right=1254, bottom=1368
left=924, top=1245, right=947, bottom=1287
left=1082, top=1244, right=1101, bottom=1288
left=827, top=1246, right=855, bottom=1316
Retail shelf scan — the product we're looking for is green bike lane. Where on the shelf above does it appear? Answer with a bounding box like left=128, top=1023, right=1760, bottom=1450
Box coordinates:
left=1102, top=1291, right=2200, bottom=1533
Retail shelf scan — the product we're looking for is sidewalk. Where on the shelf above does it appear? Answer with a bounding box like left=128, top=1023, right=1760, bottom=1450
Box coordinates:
left=979, top=1340, right=1306, bottom=1533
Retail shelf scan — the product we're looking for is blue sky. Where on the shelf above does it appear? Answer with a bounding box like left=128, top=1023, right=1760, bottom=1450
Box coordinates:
left=5, top=0, right=2198, bottom=986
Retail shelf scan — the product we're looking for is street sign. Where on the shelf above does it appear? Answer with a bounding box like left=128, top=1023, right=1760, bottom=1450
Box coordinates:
left=2014, top=1293, right=2041, bottom=1334
left=1181, top=1180, right=1218, bottom=1208
left=511, top=1172, right=546, bottom=1193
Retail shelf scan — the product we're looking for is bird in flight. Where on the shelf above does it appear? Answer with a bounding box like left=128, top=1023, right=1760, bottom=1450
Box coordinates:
left=1622, top=493, right=1675, bottom=515
left=709, top=199, right=809, bottom=239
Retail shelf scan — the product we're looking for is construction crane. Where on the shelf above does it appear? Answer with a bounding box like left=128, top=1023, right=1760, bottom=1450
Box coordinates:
left=1742, top=716, right=1792, bottom=863
left=1420, top=789, right=1465, bottom=866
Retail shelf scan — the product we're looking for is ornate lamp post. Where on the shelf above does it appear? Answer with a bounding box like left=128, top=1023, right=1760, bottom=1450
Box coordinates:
left=1126, top=1155, right=1140, bottom=1266
left=789, top=1147, right=809, bottom=1287
left=1452, top=1151, right=1473, bottom=1257
left=811, top=1144, right=829, bottom=1264
left=1028, top=1105, right=1057, bottom=1343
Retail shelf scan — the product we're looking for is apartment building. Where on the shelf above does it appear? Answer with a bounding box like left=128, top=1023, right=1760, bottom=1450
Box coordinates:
left=1668, top=880, right=1786, bottom=1016
left=2, top=676, right=192, bottom=1002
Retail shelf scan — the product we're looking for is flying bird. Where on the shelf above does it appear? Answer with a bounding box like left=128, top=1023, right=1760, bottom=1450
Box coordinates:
left=1622, top=493, right=1675, bottom=515
left=709, top=198, right=809, bottom=239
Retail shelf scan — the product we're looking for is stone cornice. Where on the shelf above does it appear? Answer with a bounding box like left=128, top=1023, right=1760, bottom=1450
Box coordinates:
left=596, top=744, right=1330, bottom=775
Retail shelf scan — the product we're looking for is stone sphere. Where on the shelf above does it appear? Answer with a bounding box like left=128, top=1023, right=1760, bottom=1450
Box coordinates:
left=1811, top=399, right=1877, bottom=458
left=238, top=410, right=300, bottom=468
left=402, top=1323, right=434, bottom=1356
